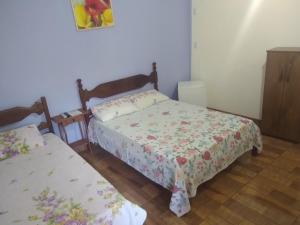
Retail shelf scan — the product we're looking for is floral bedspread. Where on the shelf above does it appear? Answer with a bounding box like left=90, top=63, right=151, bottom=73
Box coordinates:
left=0, top=133, right=146, bottom=225
left=89, top=100, right=262, bottom=217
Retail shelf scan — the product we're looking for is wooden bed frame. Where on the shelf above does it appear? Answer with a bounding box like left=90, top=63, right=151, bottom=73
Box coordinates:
left=0, top=96, right=53, bottom=133
left=76, top=62, right=258, bottom=156
left=77, top=62, right=158, bottom=117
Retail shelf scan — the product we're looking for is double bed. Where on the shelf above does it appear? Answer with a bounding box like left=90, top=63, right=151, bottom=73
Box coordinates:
left=77, top=63, right=263, bottom=217
left=0, top=97, right=146, bottom=225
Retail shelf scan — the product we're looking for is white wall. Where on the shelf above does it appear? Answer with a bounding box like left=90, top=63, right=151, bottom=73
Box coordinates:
left=192, top=0, right=300, bottom=119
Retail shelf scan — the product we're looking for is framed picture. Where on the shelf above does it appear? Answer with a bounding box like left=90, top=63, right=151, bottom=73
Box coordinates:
left=71, top=0, right=114, bottom=31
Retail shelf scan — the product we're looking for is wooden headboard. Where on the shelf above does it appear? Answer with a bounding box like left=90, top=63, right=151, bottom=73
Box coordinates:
left=77, top=62, right=158, bottom=112
left=0, top=97, right=54, bottom=133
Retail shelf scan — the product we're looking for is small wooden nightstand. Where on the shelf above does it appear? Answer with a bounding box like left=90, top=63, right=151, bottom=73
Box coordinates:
left=52, top=110, right=91, bottom=153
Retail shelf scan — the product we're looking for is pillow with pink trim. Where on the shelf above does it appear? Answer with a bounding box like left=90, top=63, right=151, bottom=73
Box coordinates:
left=130, top=89, right=169, bottom=110
left=92, top=97, right=138, bottom=122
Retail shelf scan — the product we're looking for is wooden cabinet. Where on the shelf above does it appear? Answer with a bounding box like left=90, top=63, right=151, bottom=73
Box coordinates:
left=262, top=47, right=300, bottom=143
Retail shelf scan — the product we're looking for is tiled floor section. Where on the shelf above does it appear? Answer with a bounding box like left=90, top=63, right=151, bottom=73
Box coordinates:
left=80, top=136, right=300, bottom=225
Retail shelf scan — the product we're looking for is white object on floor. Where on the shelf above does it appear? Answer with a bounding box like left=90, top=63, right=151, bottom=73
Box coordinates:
left=178, top=80, right=207, bottom=107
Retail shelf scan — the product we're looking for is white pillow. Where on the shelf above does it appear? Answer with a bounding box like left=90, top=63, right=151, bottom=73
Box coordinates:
left=0, top=124, right=45, bottom=160
left=130, top=89, right=169, bottom=110
left=92, top=97, right=138, bottom=122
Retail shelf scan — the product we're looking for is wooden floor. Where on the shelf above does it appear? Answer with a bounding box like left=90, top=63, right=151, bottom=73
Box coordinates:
left=80, top=136, right=300, bottom=225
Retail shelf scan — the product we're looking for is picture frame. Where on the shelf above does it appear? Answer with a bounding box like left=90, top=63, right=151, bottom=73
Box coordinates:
left=70, top=0, right=115, bottom=31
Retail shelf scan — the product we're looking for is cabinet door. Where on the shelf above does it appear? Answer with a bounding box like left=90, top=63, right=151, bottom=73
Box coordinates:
left=280, top=53, right=300, bottom=142
left=261, top=52, right=289, bottom=137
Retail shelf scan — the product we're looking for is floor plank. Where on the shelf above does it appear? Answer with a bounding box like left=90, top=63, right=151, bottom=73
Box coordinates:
left=80, top=136, right=300, bottom=225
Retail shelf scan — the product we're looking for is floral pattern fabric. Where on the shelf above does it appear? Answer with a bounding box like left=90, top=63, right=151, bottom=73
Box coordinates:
left=0, top=124, right=45, bottom=161
left=0, top=133, right=146, bottom=225
left=129, top=89, right=169, bottom=110
left=92, top=90, right=170, bottom=122
left=89, top=100, right=262, bottom=217
left=92, top=96, right=138, bottom=122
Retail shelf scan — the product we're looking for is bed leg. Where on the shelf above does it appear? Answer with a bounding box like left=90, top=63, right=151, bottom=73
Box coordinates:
left=88, top=141, right=93, bottom=153
left=251, top=147, right=258, bottom=156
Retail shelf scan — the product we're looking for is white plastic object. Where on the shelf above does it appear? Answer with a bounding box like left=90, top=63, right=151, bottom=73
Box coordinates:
left=178, top=80, right=207, bottom=107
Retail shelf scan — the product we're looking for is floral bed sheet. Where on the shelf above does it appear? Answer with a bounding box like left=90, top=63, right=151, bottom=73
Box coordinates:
left=89, top=100, right=262, bottom=217
left=0, top=133, right=146, bottom=225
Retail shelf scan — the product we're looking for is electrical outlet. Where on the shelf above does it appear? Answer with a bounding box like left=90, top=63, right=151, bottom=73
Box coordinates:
left=193, top=42, right=198, bottom=49
left=193, top=8, right=199, bottom=15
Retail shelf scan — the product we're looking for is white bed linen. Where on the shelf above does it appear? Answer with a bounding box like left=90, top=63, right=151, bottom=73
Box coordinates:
left=0, top=133, right=146, bottom=225
left=88, top=100, right=262, bottom=217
